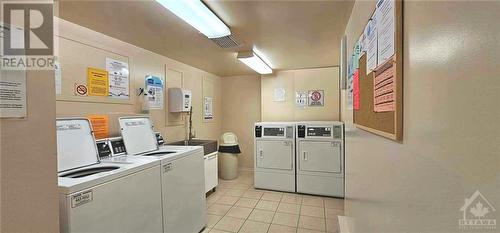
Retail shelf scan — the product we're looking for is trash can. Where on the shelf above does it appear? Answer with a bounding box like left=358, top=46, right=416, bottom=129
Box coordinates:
left=218, top=132, right=241, bottom=180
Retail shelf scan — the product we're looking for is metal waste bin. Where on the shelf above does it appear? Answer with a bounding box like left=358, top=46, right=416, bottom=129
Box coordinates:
left=218, top=132, right=241, bottom=180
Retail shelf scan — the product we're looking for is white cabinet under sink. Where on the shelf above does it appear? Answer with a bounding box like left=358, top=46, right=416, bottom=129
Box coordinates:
left=204, top=152, right=218, bottom=193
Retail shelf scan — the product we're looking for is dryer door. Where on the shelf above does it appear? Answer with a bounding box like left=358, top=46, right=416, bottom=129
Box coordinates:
left=256, top=140, right=293, bottom=170
left=298, top=141, right=341, bottom=173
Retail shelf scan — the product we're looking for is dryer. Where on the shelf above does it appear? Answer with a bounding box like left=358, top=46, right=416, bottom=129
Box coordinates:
left=254, top=122, right=296, bottom=192
left=296, top=121, right=344, bottom=197
left=56, top=118, right=163, bottom=233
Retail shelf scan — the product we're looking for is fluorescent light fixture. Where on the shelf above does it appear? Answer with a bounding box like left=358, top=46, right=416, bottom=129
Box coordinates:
left=155, top=0, right=230, bottom=39
left=237, top=51, right=273, bottom=75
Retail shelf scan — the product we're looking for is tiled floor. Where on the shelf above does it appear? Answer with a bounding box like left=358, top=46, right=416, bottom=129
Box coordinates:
left=204, top=171, right=344, bottom=233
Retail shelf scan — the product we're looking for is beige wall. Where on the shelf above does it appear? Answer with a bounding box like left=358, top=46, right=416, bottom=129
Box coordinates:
left=221, top=75, right=261, bottom=170
left=261, top=67, right=340, bottom=122
left=0, top=70, right=59, bottom=232
left=342, top=1, right=500, bottom=232
left=55, top=18, right=222, bottom=143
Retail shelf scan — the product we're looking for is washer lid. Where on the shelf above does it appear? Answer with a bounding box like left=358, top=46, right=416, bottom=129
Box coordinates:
left=119, top=116, right=158, bottom=155
left=56, top=118, right=99, bottom=173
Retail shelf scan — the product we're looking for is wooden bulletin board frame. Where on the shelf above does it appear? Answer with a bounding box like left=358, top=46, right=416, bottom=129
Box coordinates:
left=353, top=0, right=403, bottom=141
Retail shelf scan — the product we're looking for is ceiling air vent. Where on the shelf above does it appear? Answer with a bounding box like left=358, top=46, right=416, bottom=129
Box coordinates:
left=210, top=35, right=241, bottom=49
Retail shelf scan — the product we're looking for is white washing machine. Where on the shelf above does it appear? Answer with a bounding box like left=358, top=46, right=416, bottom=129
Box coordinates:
left=57, top=118, right=163, bottom=233
left=254, top=122, right=296, bottom=192
left=296, top=121, right=344, bottom=197
left=119, top=116, right=206, bottom=233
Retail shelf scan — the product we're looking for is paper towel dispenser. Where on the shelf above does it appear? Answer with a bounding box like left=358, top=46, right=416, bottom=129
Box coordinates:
left=169, top=88, right=192, bottom=112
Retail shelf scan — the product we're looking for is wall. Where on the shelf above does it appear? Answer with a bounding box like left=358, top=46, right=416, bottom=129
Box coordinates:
left=0, top=70, right=59, bottom=232
left=261, top=67, right=340, bottom=122
left=342, top=1, right=500, bottom=232
left=221, top=75, right=261, bottom=170
left=55, top=18, right=222, bottom=143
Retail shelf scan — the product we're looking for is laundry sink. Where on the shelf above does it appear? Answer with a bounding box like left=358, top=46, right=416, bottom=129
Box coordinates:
left=167, top=139, right=218, bottom=155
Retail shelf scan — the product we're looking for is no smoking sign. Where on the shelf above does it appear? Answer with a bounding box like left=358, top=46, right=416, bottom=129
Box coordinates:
left=308, top=90, right=324, bottom=107
left=74, top=83, right=88, bottom=96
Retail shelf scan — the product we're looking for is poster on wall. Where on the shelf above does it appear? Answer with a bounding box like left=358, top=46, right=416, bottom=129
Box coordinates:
left=87, top=115, right=109, bottom=139
left=0, top=70, right=26, bottom=118
left=373, top=58, right=395, bottom=112
left=273, top=87, right=286, bottom=102
left=366, top=11, right=378, bottom=74
left=353, top=70, right=360, bottom=110
left=347, top=59, right=354, bottom=110
left=376, top=0, right=395, bottom=66
left=295, top=91, right=307, bottom=108
left=204, top=97, right=213, bottom=120
left=87, top=67, right=109, bottom=96
left=106, top=58, right=130, bottom=99
left=308, top=90, right=324, bottom=107
left=145, top=75, right=164, bottom=110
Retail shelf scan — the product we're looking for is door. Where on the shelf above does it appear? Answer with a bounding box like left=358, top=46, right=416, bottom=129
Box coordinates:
left=256, top=140, right=293, bottom=170
left=298, top=141, right=341, bottom=173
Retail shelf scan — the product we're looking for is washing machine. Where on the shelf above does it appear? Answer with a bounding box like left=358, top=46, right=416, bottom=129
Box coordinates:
left=56, top=118, right=163, bottom=233
left=254, top=122, right=296, bottom=192
left=296, top=121, right=344, bottom=197
left=119, top=116, right=206, bottom=233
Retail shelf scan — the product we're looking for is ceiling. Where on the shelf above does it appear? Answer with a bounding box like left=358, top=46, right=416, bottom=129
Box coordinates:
left=58, top=0, right=354, bottom=77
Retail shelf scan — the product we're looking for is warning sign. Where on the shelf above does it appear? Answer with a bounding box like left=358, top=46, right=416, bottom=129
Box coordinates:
left=74, top=83, right=88, bottom=96
left=87, top=68, right=109, bottom=96
left=87, top=115, right=109, bottom=139
left=308, top=90, right=324, bottom=107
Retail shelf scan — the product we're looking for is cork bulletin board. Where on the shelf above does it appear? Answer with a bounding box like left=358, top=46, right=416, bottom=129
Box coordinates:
left=353, top=0, right=403, bottom=141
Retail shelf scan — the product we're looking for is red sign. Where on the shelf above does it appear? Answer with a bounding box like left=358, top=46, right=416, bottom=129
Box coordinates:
left=75, top=83, right=88, bottom=96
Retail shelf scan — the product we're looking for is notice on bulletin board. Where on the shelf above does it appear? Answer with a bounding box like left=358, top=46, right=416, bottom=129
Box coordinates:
left=87, top=68, right=109, bottom=96
left=204, top=97, right=213, bottom=120
left=373, top=58, right=395, bottom=112
left=376, top=0, right=395, bottom=66
left=106, top=58, right=130, bottom=99
left=365, top=11, right=378, bottom=74
left=145, top=75, right=164, bottom=110
left=353, top=70, right=360, bottom=110
left=87, top=115, right=109, bottom=139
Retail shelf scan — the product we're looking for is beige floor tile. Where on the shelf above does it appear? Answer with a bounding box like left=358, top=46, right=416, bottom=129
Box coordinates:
left=281, top=193, right=303, bottom=204
left=255, top=200, right=279, bottom=211
left=298, top=216, right=326, bottom=231
left=207, top=204, right=232, bottom=216
left=225, top=189, right=246, bottom=197
left=207, top=214, right=223, bottom=227
left=238, top=220, right=270, bottom=233
left=268, top=224, right=297, bottom=233
left=218, top=181, right=236, bottom=189
left=242, top=190, right=264, bottom=199
left=300, top=205, right=325, bottom=218
left=277, top=202, right=301, bottom=215
left=235, top=197, right=259, bottom=208
left=297, top=228, right=325, bottom=233
left=226, top=206, right=253, bottom=219
left=213, top=216, right=245, bottom=233
left=248, top=209, right=275, bottom=223
left=209, top=229, right=231, bottom=233
left=302, top=196, right=324, bottom=207
left=261, top=192, right=283, bottom=202
left=216, top=195, right=239, bottom=205
left=231, top=183, right=251, bottom=190
left=324, top=198, right=344, bottom=210
left=325, top=208, right=344, bottom=220
left=326, top=218, right=339, bottom=233
left=272, top=212, right=299, bottom=227
left=214, top=188, right=230, bottom=195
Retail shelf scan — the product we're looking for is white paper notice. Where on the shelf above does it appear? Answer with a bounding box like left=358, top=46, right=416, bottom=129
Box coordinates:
left=376, top=0, right=395, bottom=66
left=366, top=11, right=378, bottom=75
left=204, top=97, right=213, bottom=120
left=273, top=88, right=286, bottom=102
left=295, top=91, right=307, bottom=108
left=54, top=60, right=62, bottom=95
left=106, top=58, right=130, bottom=99
left=0, top=70, right=27, bottom=118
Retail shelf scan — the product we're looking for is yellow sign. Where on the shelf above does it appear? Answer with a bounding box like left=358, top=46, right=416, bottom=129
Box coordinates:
left=87, top=68, right=109, bottom=96
left=87, top=115, right=109, bottom=139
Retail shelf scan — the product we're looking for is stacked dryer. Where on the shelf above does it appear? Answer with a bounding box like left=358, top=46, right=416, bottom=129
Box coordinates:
left=254, top=121, right=344, bottom=197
